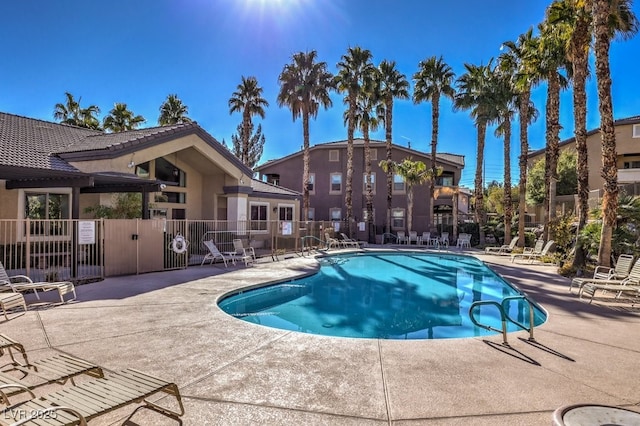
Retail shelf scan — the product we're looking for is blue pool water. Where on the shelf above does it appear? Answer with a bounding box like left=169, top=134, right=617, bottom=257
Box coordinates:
left=218, top=251, right=547, bottom=340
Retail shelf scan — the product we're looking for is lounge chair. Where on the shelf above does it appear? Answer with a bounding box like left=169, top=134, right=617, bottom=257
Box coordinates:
left=233, top=239, right=257, bottom=261
left=339, top=233, right=361, bottom=248
left=513, top=240, right=555, bottom=264
left=570, top=256, right=640, bottom=295
left=510, top=239, right=545, bottom=263
left=593, top=253, right=635, bottom=280
left=408, top=231, right=419, bottom=245
left=485, top=236, right=519, bottom=255
left=1, top=368, right=184, bottom=424
left=0, top=334, right=28, bottom=367
left=439, top=232, right=449, bottom=248
left=419, top=232, right=430, bottom=245
left=456, top=233, right=471, bottom=249
left=0, top=261, right=76, bottom=304
left=324, top=232, right=341, bottom=250
left=396, top=231, right=408, bottom=244
left=580, top=278, right=640, bottom=304
left=0, top=292, right=26, bottom=322
left=201, top=240, right=229, bottom=267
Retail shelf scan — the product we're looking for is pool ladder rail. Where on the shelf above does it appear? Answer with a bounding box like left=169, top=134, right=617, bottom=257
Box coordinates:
left=468, top=295, right=537, bottom=346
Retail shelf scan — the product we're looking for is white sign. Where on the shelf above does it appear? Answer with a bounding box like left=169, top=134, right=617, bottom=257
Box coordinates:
left=358, top=222, right=365, bottom=231
left=282, top=221, right=292, bottom=235
left=78, top=221, right=96, bottom=245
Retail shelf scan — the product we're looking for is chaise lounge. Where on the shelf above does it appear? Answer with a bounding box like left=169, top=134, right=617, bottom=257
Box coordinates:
left=0, top=261, right=76, bottom=304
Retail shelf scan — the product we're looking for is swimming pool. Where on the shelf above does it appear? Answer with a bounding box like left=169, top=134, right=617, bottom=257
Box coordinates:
left=218, top=251, right=547, bottom=340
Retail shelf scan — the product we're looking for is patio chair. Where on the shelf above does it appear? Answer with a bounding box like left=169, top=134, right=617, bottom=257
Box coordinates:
left=324, top=232, right=341, bottom=250
left=570, top=256, right=640, bottom=295
left=580, top=277, right=640, bottom=304
left=419, top=232, right=430, bottom=245
left=0, top=292, right=26, bottom=322
left=233, top=239, right=256, bottom=261
left=396, top=231, right=408, bottom=244
left=408, top=231, right=419, bottom=245
left=201, top=240, right=229, bottom=267
left=0, top=368, right=184, bottom=424
left=339, top=233, right=361, bottom=248
left=485, top=236, right=519, bottom=255
left=512, top=240, right=555, bottom=264
left=0, top=261, right=76, bottom=304
left=593, top=253, right=635, bottom=280
left=456, top=233, right=471, bottom=249
left=510, top=239, right=545, bottom=263
left=439, top=232, right=449, bottom=248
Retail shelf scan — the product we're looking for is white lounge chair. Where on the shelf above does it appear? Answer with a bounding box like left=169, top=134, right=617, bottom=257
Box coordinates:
left=570, top=255, right=640, bottom=295
left=419, top=232, right=430, bottom=245
left=201, top=240, right=229, bottom=267
left=339, top=233, right=361, bottom=248
left=580, top=277, right=640, bottom=304
left=0, top=261, right=76, bottom=304
left=593, top=253, right=635, bottom=280
left=513, top=240, right=555, bottom=264
left=408, top=231, right=419, bottom=245
left=485, top=236, right=519, bottom=255
left=324, top=232, right=341, bottom=250
left=510, top=239, right=545, bottom=263
left=232, top=239, right=255, bottom=267
left=396, top=231, right=408, bottom=244
left=456, top=233, right=471, bottom=249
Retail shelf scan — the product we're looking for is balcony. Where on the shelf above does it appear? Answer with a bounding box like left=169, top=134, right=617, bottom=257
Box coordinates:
left=618, top=168, right=640, bottom=183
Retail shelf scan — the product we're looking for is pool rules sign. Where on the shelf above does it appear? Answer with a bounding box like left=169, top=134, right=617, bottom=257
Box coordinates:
left=78, top=221, right=96, bottom=245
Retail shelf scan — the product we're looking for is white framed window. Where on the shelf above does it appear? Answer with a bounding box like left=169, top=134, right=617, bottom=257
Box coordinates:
left=363, top=172, right=376, bottom=194
left=391, top=208, right=405, bottom=229
left=307, top=207, right=315, bottom=221
left=307, top=173, right=315, bottom=194
left=330, top=173, right=342, bottom=194
left=250, top=202, right=269, bottom=232
left=362, top=208, right=375, bottom=221
left=624, top=161, right=640, bottom=169
left=329, top=150, right=339, bottom=162
left=369, top=149, right=377, bottom=161
left=393, top=174, right=405, bottom=193
left=330, top=208, right=342, bottom=221
left=278, top=204, right=294, bottom=221
left=633, top=124, right=640, bottom=138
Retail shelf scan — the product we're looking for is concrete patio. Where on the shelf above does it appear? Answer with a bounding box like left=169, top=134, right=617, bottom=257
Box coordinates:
left=1, top=248, right=639, bottom=425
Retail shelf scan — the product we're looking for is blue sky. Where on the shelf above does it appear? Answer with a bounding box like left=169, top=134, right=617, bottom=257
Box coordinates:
left=2, top=0, right=640, bottom=189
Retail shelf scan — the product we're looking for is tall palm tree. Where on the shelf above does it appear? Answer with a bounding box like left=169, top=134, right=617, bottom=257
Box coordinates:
left=335, top=46, right=375, bottom=235
left=158, top=94, right=192, bottom=126
left=593, top=0, right=638, bottom=266
left=492, top=68, right=519, bottom=244
left=548, top=0, right=593, bottom=271
left=394, top=158, right=432, bottom=233
left=102, top=103, right=145, bottom=133
left=413, top=56, right=456, bottom=231
left=537, top=20, right=570, bottom=242
left=500, top=29, right=540, bottom=247
left=352, top=72, right=380, bottom=243
left=377, top=60, right=409, bottom=236
left=454, top=60, right=498, bottom=245
left=229, top=76, right=269, bottom=167
left=277, top=51, right=334, bottom=221
left=54, top=92, right=101, bottom=130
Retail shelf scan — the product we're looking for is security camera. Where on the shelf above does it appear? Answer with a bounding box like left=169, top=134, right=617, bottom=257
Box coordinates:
left=160, top=184, right=167, bottom=190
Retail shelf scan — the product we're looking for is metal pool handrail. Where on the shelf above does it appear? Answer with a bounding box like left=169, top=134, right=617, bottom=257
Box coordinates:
left=468, top=295, right=537, bottom=346
left=300, top=235, right=327, bottom=256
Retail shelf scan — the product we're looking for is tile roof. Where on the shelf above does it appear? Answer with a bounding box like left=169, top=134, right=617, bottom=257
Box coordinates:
left=251, top=179, right=301, bottom=197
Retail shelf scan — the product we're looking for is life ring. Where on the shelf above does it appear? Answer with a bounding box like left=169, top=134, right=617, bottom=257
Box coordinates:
left=171, top=233, right=189, bottom=254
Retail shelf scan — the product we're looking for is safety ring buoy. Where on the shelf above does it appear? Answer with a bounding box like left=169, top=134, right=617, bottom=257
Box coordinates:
left=171, top=233, right=189, bottom=254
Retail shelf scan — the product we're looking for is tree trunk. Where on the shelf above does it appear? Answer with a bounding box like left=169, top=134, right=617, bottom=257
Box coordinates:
left=430, top=93, right=440, bottom=232
left=302, top=111, right=310, bottom=222
left=345, top=99, right=355, bottom=236
left=503, top=118, right=512, bottom=244
left=571, top=15, right=591, bottom=272
left=547, top=72, right=561, bottom=240
left=386, top=98, right=393, bottom=237
left=593, top=0, right=617, bottom=267
left=364, top=128, right=374, bottom=243
left=517, top=89, right=531, bottom=248
left=475, top=122, right=487, bottom=245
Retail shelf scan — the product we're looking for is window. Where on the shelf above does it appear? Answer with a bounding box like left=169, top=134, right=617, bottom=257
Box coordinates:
left=370, top=149, right=377, bottom=161
left=307, top=173, right=315, bottom=194
left=279, top=204, right=294, bottom=221
left=436, top=175, right=454, bottom=186
left=307, top=208, right=315, bottom=221
left=250, top=203, right=269, bottom=232
left=156, top=192, right=186, bottom=203
left=393, top=174, right=405, bottom=193
left=391, top=209, right=405, bottom=229
left=363, top=172, right=376, bottom=194
left=330, top=173, right=342, bottom=194
left=25, top=192, right=70, bottom=220
left=633, top=124, right=640, bottom=138
left=623, top=161, right=640, bottom=169
left=135, top=161, right=150, bottom=178
left=330, top=208, right=342, bottom=221
left=329, top=150, right=339, bottom=162
left=156, top=157, right=186, bottom=187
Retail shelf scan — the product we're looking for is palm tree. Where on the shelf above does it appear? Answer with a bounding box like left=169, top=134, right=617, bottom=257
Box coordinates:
left=229, top=76, right=269, bottom=167
left=492, top=68, right=518, bottom=244
left=537, top=20, right=570, bottom=242
left=377, top=60, right=409, bottom=236
left=454, top=60, right=498, bottom=245
left=277, top=51, right=334, bottom=221
left=335, top=46, right=375, bottom=235
left=499, top=29, right=540, bottom=247
left=158, top=94, right=192, bottom=126
left=54, top=92, right=101, bottom=130
left=592, top=0, right=638, bottom=266
left=548, top=0, right=593, bottom=271
left=413, top=56, right=456, bottom=232
left=352, top=72, right=380, bottom=243
left=102, top=103, right=145, bottom=133
left=394, top=158, right=433, bottom=233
